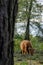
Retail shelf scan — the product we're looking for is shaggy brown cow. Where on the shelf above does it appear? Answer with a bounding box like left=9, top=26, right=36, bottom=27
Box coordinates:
left=20, top=40, right=34, bottom=55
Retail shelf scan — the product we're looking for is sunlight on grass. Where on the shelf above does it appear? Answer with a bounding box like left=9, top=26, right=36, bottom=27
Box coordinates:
left=14, top=60, right=43, bottom=65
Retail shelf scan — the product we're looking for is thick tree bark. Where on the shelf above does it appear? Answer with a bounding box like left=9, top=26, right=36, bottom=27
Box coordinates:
left=25, top=0, right=33, bottom=40
left=0, top=0, right=18, bottom=65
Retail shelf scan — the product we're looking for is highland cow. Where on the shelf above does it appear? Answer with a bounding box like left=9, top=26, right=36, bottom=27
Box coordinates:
left=20, top=40, right=34, bottom=55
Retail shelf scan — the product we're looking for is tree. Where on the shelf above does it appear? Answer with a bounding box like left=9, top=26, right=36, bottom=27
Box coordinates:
left=16, top=0, right=42, bottom=40
left=25, top=0, right=42, bottom=40
left=0, top=0, right=18, bottom=65
left=25, top=0, right=33, bottom=40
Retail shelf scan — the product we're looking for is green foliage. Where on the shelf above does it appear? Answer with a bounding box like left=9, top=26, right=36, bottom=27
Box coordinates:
left=14, top=34, right=43, bottom=52
left=30, top=35, right=43, bottom=50
left=15, top=61, right=28, bottom=65
left=14, top=39, right=21, bottom=51
left=16, top=0, right=42, bottom=22
left=14, top=34, right=23, bottom=40
left=20, top=62, right=28, bottom=65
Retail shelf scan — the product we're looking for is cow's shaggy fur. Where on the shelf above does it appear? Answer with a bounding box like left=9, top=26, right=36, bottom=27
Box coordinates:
left=20, top=40, right=34, bottom=55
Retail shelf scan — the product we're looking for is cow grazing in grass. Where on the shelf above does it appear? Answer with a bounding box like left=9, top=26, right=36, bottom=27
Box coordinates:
left=20, top=40, right=34, bottom=55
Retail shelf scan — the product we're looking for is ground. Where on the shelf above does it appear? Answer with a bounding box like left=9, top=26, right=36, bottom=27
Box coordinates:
left=14, top=51, right=43, bottom=65
left=14, top=60, right=43, bottom=65
left=14, top=35, right=43, bottom=65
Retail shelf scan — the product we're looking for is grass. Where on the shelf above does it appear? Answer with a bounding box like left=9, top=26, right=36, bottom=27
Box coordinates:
left=14, top=35, right=43, bottom=52
left=14, top=35, right=43, bottom=65
left=14, top=60, right=43, bottom=65
left=15, top=61, right=28, bottom=65
left=14, top=61, right=28, bottom=65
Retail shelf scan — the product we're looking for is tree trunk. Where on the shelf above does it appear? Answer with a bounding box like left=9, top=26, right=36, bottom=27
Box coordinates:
left=25, top=0, right=33, bottom=40
left=0, top=0, right=18, bottom=65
